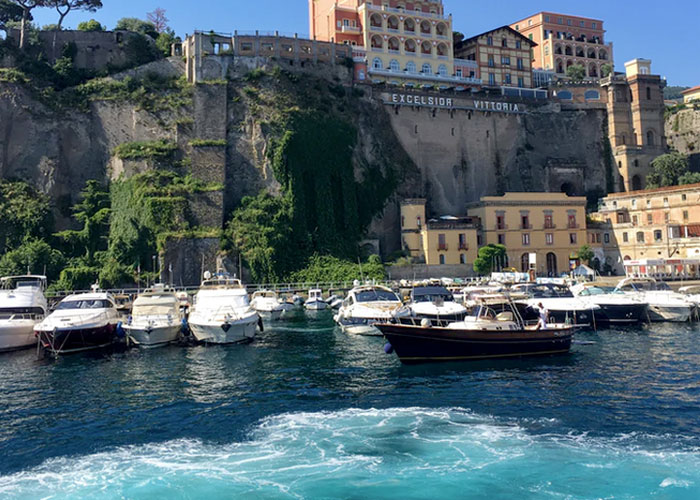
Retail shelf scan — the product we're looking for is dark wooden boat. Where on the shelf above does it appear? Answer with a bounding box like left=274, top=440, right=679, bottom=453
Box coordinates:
left=377, top=322, right=573, bottom=364
left=377, top=293, right=573, bottom=364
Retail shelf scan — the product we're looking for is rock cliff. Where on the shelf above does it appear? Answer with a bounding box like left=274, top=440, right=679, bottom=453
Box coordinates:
left=666, top=107, right=700, bottom=170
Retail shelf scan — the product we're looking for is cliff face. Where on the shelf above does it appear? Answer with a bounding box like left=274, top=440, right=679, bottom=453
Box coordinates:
left=1, top=56, right=616, bottom=271
left=666, top=108, right=700, bottom=170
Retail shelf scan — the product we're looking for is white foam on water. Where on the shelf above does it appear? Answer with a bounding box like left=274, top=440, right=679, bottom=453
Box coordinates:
left=2, top=407, right=700, bottom=499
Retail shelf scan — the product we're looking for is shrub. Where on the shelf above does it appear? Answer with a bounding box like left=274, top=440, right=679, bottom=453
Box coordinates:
left=77, top=19, right=104, bottom=32
left=113, top=140, right=177, bottom=160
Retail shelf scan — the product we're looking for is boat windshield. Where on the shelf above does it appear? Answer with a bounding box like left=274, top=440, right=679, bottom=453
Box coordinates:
left=413, top=287, right=454, bottom=303
left=0, top=307, right=44, bottom=320
left=516, top=285, right=573, bottom=298
left=655, top=282, right=672, bottom=291
left=355, top=289, right=399, bottom=302
left=132, top=305, right=175, bottom=316
left=57, top=299, right=112, bottom=310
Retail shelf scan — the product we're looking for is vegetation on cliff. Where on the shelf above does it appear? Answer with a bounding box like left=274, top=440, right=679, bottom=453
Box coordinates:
left=225, top=67, right=410, bottom=282
left=646, top=153, right=700, bottom=188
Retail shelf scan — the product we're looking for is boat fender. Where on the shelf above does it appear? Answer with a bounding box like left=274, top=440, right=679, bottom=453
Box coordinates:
left=420, top=318, right=432, bottom=328
left=258, top=316, right=264, bottom=332
left=181, top=318, right=189, bottom=336
left=115, top=321, right=125, bottom=339
left=384, top=342, right=394, bottom=354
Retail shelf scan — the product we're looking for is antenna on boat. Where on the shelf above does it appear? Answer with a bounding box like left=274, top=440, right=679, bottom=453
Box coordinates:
left=358, top=257, right=364, bottom=282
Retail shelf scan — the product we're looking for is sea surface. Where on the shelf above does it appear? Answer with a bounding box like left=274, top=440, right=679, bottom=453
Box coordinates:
left=1, top=310, right=699, bottom=499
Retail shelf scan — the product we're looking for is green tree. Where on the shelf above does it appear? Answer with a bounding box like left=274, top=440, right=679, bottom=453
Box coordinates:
left=155, top=28, right=178, bottom=57
left=566, top=63, right=586, bottom=81
left=56, top=180, right=110, bottom=265
left=47, top=0, right=102, bottom=30
left=577, top=244, right=594, bottom=265
left=0, top=179, right=53, bottom=254
left=6, top=0, right=48, bottom=48
left=679, top=171, right=700, bottom=185
left=600, top=63, right=613, bottom=77
left=0, top=238, right=65, bottom=281
left=76, top=18, right=102, bottom=31
left=0, top=0, right=25, bottom=35
left=115, top=16, right=158, bottom=39
left=646, top=153, right=690, bottom=188
left=473, top=244, right=507, bottom=275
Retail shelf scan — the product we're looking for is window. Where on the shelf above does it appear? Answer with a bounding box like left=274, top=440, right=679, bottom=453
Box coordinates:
left=439, top=254, right=445, bottom=265
left=477, top=234, right=483, bottom=246
left=544, top=214, right=554, bottom=229
left=515, top=24, right=519, bottom=31
left=489, top=73, right=496, bottom=85
left=545, top=15, right=550, bottom=22
left=518, top=77, right=524, bottom=87
left=632, top=215, right=638, bottom=226
left=438, top=233, right=447, bottom=250
left=682, top=194, right=687, bottom=201
left=504, top=73, right=512, bottom=84
left=521, top=215, right=530, bottom=229
left=654, top=230, right=663, bottom=241
left=646, top=87, right=651, bottom=100
left=456, top=68, right=463, bottom=77
left=647, top=130, right=654, bottom=146
left=567, top=19, right=572, bottom=26
left=528, top=34, right=533, bottom=41
left=592, top=22, right=597, bottom=29
left=636, top=231, right=645, bottom=243
left=683, top=210, right=689, bottom=220
left=631, top=199, right=637, bottom=208
left=623, top=232, right=628, bottom=243
left=557, top=90, right=573, bottom=100
left=496, top=215, right=505, bottom=230
left=502, top=38, right=508, bottom=47
left=584, top=90, right=600, bottom=100
left=389, top=59, right=400, bottom=71
left=372, top=58, right=383, bottom=69
left=487, top=36, right=493, bottom=46
left=401, top=215, right=405, bottom=228
left=406, top=61, right=416, bottom=73
left=546, top=233, right=554, bottom=245
left=517, top=58, right=523, bottom=70
left=558, top=17, right=563, bottom=24
left=568, top=214, right=577, bottom=228
left=665, top=213, right=670, bottom=223
left=570, top=233, right=577, bottom=244
left=663, top=197, right=669, bottom=207
left=604, top=233, right=610, bottom=243
left=422, top=63, right=432, bottom=74
left=458, top=233, right=468, bottom=250
left=460, top=253, right=466, bottom=264
left=522, top=233, right=530, bottom=245
left=528, top=19, right=533, bottom=26
left=488, top=56, right=495, bottom=67
left=498, top=234, right=505, bottom=245
left=438, top=64, right=448, bottom=77
left=516, top=40, right=522, bottom=49
left=647, top=213, right=653, bottom=224
left=501, top=56, right=511, bottom=65
left=416, top=216, right=421, bottom=228
left=580, top=20, right=585, bottom=27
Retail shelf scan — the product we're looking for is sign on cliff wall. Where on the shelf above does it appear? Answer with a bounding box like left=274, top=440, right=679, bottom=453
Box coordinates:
left=383, top=92, right=525, bottom=113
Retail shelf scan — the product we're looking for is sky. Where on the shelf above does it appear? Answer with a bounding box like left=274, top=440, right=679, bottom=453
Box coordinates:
left=27, top=0, right=699, bottom=86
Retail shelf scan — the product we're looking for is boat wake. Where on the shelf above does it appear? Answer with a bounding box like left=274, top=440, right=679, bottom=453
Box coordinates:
left=1, top=407, right=698, bottom=498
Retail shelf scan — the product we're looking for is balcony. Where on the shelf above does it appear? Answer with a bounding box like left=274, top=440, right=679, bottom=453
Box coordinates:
left=368, top=67, right=482, bottom=85
left=495, top=224, right=508, bottom=230
left=521, top=223, right=532, bottom=230
left=458, top=244, right=469, bottom=251
left=544, top=224, right=557, bottom=229
left=340, top=25, right=361, bottom=34
left=437, top=244, right=448, bottom=251
left=568, top=223, right=580, bottom=229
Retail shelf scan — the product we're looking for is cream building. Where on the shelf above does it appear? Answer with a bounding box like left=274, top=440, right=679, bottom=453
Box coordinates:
left=595, top=183, right=700, bottom=276
left=400, top=199, right=480, bottom=266
left=466, top=193, right=587, bottom=276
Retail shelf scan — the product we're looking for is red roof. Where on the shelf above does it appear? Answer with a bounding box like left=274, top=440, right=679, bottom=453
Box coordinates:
left=681, top=86, right=700, bottom=95
left=605, top=182, right=700, bottom=197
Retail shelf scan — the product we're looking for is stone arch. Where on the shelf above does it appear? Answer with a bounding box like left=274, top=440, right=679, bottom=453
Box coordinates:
left=587, top=48, right=596, bottom=59
left=370, top=35, right=383, bottom=49
left=387, top=36, right=400, bottom=52
left=565, top=45, right=573, bottom=56
left=555, top=44, right=563, bottom=55
left=405, top=39, right=416, bottom=53
left=403, top=18, right=415, bottom=32
left=599, top=49, right=608, bottom=60
left=387, top=15, right=399, bottom=31
left=437, top=42, right=449, bottom=56
left=420, top=20, right=431, bottom=35
left=389, top=59, right=400, bottom=71
left=421, top=62, right=432, bottom=74
left=589, top=63, right=598, bottom=77
left=421, top=40, right=432, bottom=55
left=546, top=252, right=558, bottom=276
left=369, top=13, right=382, bottom=28
left=406, top=60, right=416, bottom=73
left=436, top=22, right=448, bottom=37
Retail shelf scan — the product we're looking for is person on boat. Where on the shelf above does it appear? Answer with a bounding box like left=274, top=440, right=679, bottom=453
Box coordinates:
left=537, top=302, right=548, bottom=330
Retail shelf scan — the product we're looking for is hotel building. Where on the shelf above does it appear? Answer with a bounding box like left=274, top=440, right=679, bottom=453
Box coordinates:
left=309, top=0, right=481, bottom=88
left=400, top=199, right=480, bottom=266
left=681, top=86, right=700, bottom=104
left=602, top=58, right=667, bottom=192
left=509, top=12, right=613, bottom=79
left=595, top=183, right=700, bottom=276
left=454, top=26, right=536, bottom=88
left=466, top=193, right=587, bottom=276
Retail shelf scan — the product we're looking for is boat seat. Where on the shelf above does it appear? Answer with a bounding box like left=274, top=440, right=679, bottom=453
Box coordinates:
left=495, top=311, right=514, bottom=322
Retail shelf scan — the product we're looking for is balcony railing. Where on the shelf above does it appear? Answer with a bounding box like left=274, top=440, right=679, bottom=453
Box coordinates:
left=368, top=68, right=482, bottom=85
left=544, top=224, right=556, bottom=229
left=437, top=244, right=448, bottom=251
left=568, top=223, right=580, bottom=229
left=495, top=224, right=508, bottom=230
left=521, top=223, right=532, bottom=230
left=458, top=244, right=469, bottom=251
left=340, top=25, right=361, bottom=33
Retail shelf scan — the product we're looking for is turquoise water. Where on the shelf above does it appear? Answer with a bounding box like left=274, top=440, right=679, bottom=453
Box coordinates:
left=1, top=311, right=699, bottom=498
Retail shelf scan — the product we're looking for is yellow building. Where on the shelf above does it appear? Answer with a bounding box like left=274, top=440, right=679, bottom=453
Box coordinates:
left=400, top=199, right=479, bottom=266
left=595, top=183, right=700, bottom=275
left=467, top=192, right=587, bottom=276
left=681, top=86, right=700, bottom=104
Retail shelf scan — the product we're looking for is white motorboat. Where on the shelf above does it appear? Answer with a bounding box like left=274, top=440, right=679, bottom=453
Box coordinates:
left=511, top=283, right=604, bottom=328
left=123, top=286, right=184, bottom=348
left=401, top=285, right=467, bottom=327
left=0, top=275, right=48, bottom=352
left=679, top=285, right=700, bottom=311
left=188, top=274, right=260, bottom=344
left=251, top=290, right=285, bottom=320
left=35, top=291, right=120, bottom=356
left=570, top=283, right=649, bottom=325
left=615, top=278, right=694, bottom=322
left=326, top=295, right=343, bottom=309
left=305, top=289, right=328, bottom=311
left=334, top=284, right=410, bottom=336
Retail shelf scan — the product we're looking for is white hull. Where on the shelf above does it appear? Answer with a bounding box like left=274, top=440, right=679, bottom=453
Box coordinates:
left=340, top=323, right=383, bottom=336
left=648, top=305, right=692, bottom=322
left=124, top=324, right=181, bottom=348
left=189, top=317, right=258, bottom=344
left=255, top=308, right=283, bottom=321
left=0, top=321, right=37, bottom=352
left=305, top=300, right=328, bottom=311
